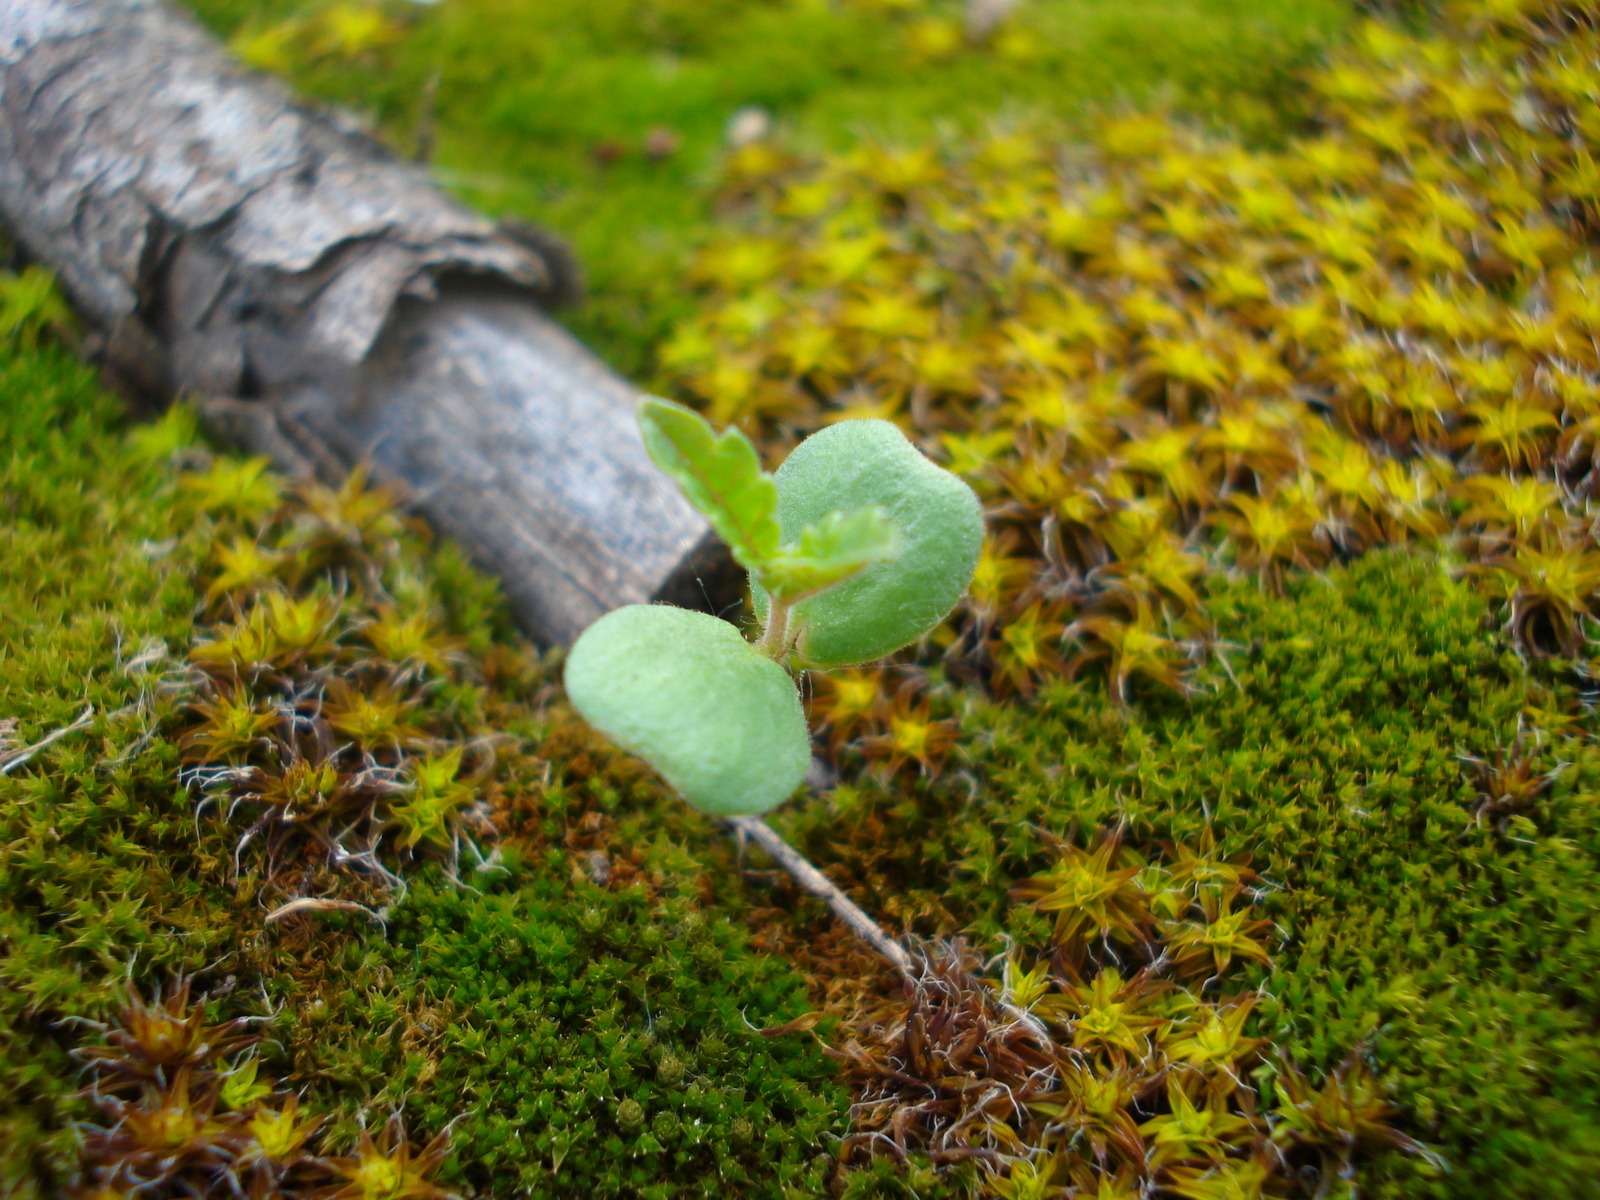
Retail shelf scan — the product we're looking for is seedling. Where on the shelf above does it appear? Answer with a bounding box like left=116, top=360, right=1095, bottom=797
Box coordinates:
left=565, top=398, right=982, bottom=969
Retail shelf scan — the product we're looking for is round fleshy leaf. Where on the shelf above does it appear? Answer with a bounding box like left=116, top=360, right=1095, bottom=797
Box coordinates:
left=753, top=420, right=982, bottom=667
left=564, top=604, right=810, bottom=817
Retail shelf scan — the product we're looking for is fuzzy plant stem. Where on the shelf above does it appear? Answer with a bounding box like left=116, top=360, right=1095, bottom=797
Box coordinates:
left=756, top=599, right=792, bottom=660
left=729, top=815, right=914, bottom=978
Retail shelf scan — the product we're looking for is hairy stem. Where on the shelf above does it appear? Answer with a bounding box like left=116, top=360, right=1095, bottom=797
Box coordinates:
left=757, top=598, right=792, bottom=660
left=729, top=815, right=914, bottom=978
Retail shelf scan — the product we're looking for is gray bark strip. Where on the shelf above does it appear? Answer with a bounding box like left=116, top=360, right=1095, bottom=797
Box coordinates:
left=0, top=0, right=721, bottom=645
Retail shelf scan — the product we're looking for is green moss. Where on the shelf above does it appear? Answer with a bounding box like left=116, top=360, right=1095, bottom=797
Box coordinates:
left=272, top=875, right=846, bottom=1198
left=0, top=338, right=858, bottom=1196
left=7, top=2, right=1600, bottom=1179
left=8, top=321, right=1600, bottom=1196
left=777, top=553, right=1600, bottom=1196
left=0, top=348, right=241, bottom=1194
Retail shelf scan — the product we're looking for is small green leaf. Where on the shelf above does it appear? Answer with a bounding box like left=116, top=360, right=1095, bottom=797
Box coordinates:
left=759, top=506, right=901, bottom=604
left=638, top=397, right=780, bottom=572
left=565, top=604, right=811, bottom=817
left=752, top=419, right=983, bottom=666
left=177, top=456, right=285, bottom=523
left=127, top=402, right=200, bottom=461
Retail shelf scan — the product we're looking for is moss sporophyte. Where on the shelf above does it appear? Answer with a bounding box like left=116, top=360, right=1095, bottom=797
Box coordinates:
left=564, top=398, right=982, bottom=967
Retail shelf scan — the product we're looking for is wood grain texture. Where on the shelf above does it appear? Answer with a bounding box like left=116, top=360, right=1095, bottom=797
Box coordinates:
left=0, top=0, right=720, bottom=644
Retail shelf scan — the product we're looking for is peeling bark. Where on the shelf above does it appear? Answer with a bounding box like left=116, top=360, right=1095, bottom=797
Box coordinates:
left=0, top=0, right=725, bottom=644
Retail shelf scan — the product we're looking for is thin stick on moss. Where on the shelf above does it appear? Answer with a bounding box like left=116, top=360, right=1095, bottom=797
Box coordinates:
left=264, top=897, right=387, bottom=925
left=0, top=704, right=93, bottom=775
left=729, top=815, right=914, bottom=978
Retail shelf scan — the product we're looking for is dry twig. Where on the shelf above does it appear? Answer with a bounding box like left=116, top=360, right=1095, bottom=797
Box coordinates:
left=0, top=705, right=94, bottom=775
left=729, top=815, right=914, bottom=978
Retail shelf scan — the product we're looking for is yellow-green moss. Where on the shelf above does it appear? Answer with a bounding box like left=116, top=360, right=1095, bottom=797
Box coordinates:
left=179, top=0, right=1355, bottom=375
left=660, top=0, right=1600, bottom=705
left=9, top=1, right=1600, bottom=1195
left=0, top=348, right=234, bottom=1193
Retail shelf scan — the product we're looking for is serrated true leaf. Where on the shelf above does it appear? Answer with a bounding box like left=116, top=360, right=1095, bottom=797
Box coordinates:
left=638, top=397, right=780, bottom=572
left=758, top=506, right=901, bottom=605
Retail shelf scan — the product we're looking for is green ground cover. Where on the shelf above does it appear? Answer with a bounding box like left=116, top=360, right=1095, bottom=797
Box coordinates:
left=812, top=552, right=1600, bottom=1197
left=8, top=0, right=1600, bottom=1196
left=0, top=350, right=847, bottom=1197
left=7, top=358, right=1598, bottom=1195
left=0, top=352, right=250, bottom=1191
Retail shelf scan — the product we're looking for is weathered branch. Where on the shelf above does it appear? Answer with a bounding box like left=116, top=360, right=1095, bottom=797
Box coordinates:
left=0, top=0, right=729, bottom=644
